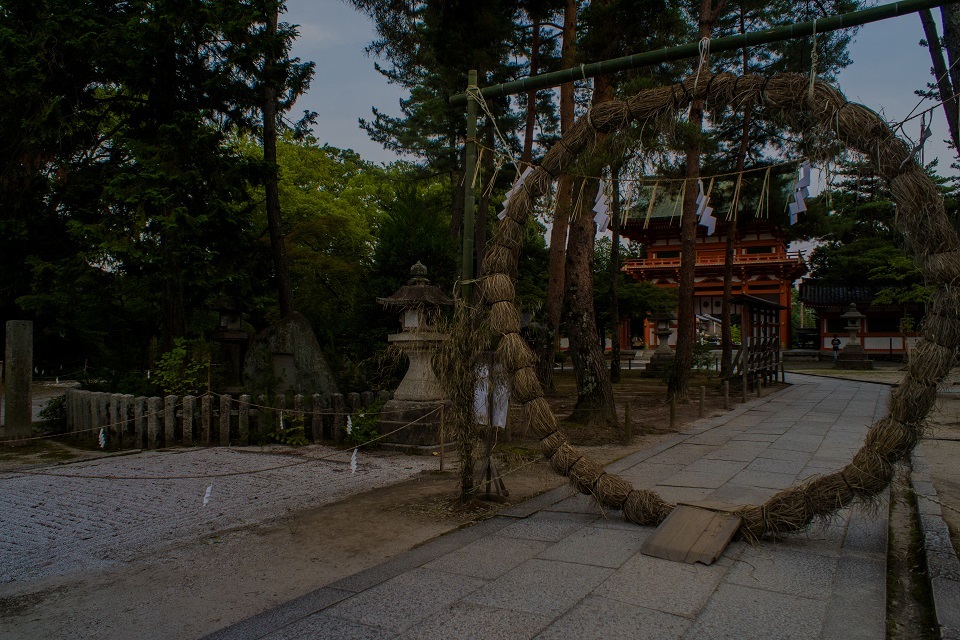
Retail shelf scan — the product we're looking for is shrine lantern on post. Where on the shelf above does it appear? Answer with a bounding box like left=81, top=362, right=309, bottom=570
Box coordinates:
left=836, top=303, right=873, bottom=370
left=376, top=262, right=452, bottom=450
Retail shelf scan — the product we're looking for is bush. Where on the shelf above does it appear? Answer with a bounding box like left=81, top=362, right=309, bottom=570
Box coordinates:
left=345, top=401, right=384, bottom=448
left=154, top=338, right=209, bottom=396
left=38, top=395, right=67, bottom=435
left=259, top=406, right=309, bottom=446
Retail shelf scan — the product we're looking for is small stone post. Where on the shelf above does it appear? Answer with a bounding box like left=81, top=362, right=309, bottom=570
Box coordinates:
left=112, top=393, right=124, bottom=447
left=332, top=393, right=346, bottom=442
left=623, top=403, right=632, bottom=445
left=182, top=395, right=195, bottom=446
left=164, top=395, right=176, bottom=446
left=219, top=394, right=231, bottom=445
left=311, top=394, right=322, bottom=442
left=239, top=394, right=251, bottom=445
left=134, top=397, right=146, bottom=448
left=2, top=320, right=33, bottom=438
left=200, top=395, right=212, bottom=445
left=147, top=397, right=161, bottom=448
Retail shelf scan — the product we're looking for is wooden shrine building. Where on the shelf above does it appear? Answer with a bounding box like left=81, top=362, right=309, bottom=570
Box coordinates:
left=797, top=279, right=922, bottom=358
left=621, top=213, right=807, bottom=349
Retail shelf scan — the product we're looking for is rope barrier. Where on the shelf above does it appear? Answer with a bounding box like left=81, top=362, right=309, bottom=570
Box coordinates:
left=0, top=406, right=443, bottom=481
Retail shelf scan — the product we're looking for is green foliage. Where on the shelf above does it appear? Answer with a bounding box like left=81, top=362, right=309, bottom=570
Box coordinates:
left=593, top=237, right=679, bottom=329
left=693, top=336, right=713, bottom=370
left=799, top=159, right=932, bottom=308
left=154, top=339, right=209, bottom=396
left=729, top=324, right=742, bottom=345
left=346, top=402, right=384, bottom=449
left=257, top=403, right=309, bottom=447
left=38, top=395, right=68, bottom=435
left=2, top=0, right=313, bottom=371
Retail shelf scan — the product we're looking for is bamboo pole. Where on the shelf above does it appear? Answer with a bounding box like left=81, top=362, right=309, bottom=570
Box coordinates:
left=449, top=0, right=958, bottom=106
left=461, top=69, right=478, bottom=302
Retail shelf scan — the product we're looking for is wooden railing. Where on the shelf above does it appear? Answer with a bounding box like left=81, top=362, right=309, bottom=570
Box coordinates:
left=732, top=336, right=782, bottom=396
left=625, top=251, right=805, bottom=270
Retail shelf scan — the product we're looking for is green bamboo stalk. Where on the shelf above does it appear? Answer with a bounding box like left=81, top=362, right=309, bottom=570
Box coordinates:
left=449, top=0, right=958, bottom=106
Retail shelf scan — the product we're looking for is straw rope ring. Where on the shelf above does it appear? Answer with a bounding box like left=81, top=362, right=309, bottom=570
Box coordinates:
left=479, top=72, right=959, bottom=538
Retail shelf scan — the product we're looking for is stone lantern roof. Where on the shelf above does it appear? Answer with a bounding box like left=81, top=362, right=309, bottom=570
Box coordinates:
left=377, top=262, right=452, bottom=308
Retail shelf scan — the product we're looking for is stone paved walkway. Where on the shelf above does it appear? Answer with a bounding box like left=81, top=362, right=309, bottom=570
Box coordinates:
left=206, top=374, right=891, bottom=640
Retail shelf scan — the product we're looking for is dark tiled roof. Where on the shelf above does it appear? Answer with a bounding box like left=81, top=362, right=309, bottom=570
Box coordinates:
left=377, top=283, right=452, bottom=307
left=798, top=280, right=878, bottom=306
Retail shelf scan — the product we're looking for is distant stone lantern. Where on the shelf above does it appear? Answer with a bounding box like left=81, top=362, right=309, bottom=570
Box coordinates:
left=376, top=262, right=452, bottom=450
left=212, top=297, right=248, bottom=393
left=643, top=310, right=676, bottom=377
left=837, top=303, right=873, bottom=370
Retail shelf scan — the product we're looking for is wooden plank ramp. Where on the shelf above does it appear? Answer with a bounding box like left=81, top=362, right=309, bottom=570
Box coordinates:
left=640, top=504, right=742, bottom=565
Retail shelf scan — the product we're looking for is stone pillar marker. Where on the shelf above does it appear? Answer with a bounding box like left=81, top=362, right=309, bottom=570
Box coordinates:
left=3, top=320, right=33, bottom=438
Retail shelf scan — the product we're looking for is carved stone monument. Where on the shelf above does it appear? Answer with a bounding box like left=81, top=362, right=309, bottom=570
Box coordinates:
left=243, top=311, right=338, bottom=395
left=377, top=263, right=451, bottom=451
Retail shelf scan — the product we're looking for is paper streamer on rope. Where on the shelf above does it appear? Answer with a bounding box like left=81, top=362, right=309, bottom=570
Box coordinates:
left=756, top=167, right=772, bottom=219
left=788, top=162, right=812, bottom=225
left=644, top=182, right=658, bottom=229
left=727, top=173, right=743, bottom=222
left=346, top=415, right=353, bottom=435
left=498, top=166, right=534, bottom=220
left=203, top=483, right=213, bottom=507
left=98, top=428, right=106, bottom=449
left=473, top=362, right=490, bottom=424
left=696, top=178, right=717, bottom=235
left=592, top=179, right=610, bottom=232
left=350, top=448, right=358, bottom=474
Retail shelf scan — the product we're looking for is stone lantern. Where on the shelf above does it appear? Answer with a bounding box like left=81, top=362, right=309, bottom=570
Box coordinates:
left=836, top=303, right=873, bottom=370
left=643, top=310, right=676, bottom=377
left=376, top=262, right=452, bottom=450
left=212, top=297, right=248, bottom=393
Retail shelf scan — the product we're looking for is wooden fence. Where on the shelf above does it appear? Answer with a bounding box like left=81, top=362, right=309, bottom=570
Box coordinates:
left=732, top=335, right=783, bottom=392
left=64, top=389, right=392, bottom=450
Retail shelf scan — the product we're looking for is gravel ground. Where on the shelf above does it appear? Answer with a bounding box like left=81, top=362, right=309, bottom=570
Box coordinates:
left=0, top=445, right=434, bottom=584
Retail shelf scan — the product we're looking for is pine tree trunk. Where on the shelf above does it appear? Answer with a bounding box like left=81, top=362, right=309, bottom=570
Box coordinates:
left=565, top=74, right=617, bottom=427
left=922, top=9, right=960, bottom=151
left=669, top=0, right=717, bottom=401
left=722, top=15, right=751, bottom=380
left=942, top=5, right=960, bottom=117
left=536, top=0, right=577, bottom=393
left=565, top=178, right=616, bottom=426
left=263, top=5, right=293, bottom=319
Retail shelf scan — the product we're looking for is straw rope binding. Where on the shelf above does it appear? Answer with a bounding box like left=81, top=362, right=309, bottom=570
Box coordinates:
left=471, top=71, right=958, bottom=539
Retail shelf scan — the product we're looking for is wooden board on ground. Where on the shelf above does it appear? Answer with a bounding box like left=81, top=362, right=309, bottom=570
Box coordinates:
left=640, top=504, right=741, bottom=565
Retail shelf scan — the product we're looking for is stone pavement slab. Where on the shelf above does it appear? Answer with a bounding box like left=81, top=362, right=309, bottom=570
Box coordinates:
left=205, top=374, right=891, bottom=640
